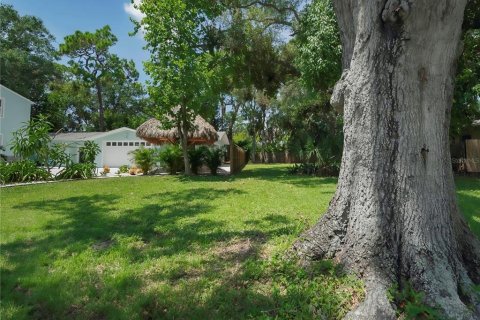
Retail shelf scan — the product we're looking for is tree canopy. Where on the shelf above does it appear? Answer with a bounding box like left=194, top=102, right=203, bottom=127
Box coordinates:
left=59, top=26, right=146, bottom=131
left=0, top=4, right=58, bottom=107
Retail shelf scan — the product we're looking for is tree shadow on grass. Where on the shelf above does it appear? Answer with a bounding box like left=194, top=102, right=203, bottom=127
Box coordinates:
left=0, top=187, right=353, bottom=319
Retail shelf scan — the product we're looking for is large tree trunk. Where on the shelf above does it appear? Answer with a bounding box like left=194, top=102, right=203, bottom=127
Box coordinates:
left=95, top=79, right=105, bottom=132
left=293, top=1, right=480, bottom=319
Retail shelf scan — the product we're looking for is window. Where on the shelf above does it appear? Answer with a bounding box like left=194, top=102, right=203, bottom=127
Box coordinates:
left=117, top=142, right=122, bottom=147
left=135, top=142, right=139, bottom=146
left=106, top=142, right=111, bottom=146
left=0, top=97, right=4, bottom=118
left=146, top=142, right=151, bottom=146
left=112, top=142, right=117, bottom=146
left=140, top=142, right=145, bottom=146
left=129, top=142, right=133, bottom=146
left=123, top=142, right=128, bottom=146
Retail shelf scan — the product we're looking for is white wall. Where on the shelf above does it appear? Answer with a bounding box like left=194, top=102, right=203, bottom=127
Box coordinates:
left=0, top=85, right=32, bottom=157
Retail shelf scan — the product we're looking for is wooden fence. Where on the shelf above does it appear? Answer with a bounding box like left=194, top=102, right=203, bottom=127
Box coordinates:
left=256, top=151, right=300, bottom=164
left=230, top=144, right=247, bottom=174
left=465, top=139, right=480, bottom=173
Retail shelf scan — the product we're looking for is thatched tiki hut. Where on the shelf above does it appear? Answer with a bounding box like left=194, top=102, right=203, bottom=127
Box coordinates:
left=136, top=116, right=218, bottom=145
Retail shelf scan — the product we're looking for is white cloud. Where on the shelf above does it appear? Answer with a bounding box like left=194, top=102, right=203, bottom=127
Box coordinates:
left=124, top=0, right=144, bottom=21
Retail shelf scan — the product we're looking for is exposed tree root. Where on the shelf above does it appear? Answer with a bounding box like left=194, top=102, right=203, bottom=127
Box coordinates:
left=293, top=214, right=480, bottom=320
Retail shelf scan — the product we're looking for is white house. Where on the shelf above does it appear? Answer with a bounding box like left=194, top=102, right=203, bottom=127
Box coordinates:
left=0, top=85, right=33, bottom=158
left=214, top=131, right=230, bottom=148
left=52, top=127, right=154, bottom=168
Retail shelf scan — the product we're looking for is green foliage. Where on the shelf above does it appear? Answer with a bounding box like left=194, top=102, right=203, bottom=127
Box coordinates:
left=49, top=143, right=71, bottom=168
left=157, top=145, right=183, bottom=175
left=59, top=25, right=143, bottom=131
left=277, top=80, right=343, bottom=175
left=59, top=25, right=117, bottom=84
left=56, top=163, right=97, bottom=180
left=203, top=147, right=223, bottom=175
left=288, top=162, right=320, bottom=176
left=135, top=0, right=221, bottom=174
left=0, top=160, right=50, bottom=184
left=0, top=4, right=58, bottom=105
left=451, top=28, right=480, bottom=137
left=129, top=147, right=156, bottom=174
left=79, top=141, right=100, bottom=164
left=9, top=116, right=71, bottom=172
left=10, top=115, right=52, bottom=163
left=118, top=165, right=129, bottom=174
left=388, top=282, right=442, bottom=320
left=294, top=0, right=341, bottom=90
left=187, top=147, right=206, bottom=175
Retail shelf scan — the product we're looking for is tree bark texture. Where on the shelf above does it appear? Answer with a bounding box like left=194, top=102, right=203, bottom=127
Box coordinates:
left=293, top=1, right=480, bottom=319
left=95, top=79, right=105, bottom=132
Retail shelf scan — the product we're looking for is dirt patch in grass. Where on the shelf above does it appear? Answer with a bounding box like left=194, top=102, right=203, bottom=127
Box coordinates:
left=91, top=240, right=113, bottom=251
left=214, top=238, right=259, bottom=262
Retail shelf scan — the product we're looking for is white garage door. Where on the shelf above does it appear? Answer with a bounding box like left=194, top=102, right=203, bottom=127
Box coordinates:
left=102, top=141, right=152, bottom=167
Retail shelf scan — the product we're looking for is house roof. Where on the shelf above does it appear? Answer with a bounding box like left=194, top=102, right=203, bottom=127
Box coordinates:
left=0, top=85, right=35, bottom=104
left=52, top=127, right=137, bottom=142
left=215, top=131, right=230, bottom=146
left=136, top=116, right=217, bottom=145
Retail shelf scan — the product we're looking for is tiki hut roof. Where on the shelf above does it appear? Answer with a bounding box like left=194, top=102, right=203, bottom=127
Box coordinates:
left=136, top=116, right=218, bottom=145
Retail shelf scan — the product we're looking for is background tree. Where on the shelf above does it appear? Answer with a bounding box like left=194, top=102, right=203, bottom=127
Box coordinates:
left=135, top=0, right=220, bottom=175
left=59, top=26, right=142, bottom=131
left=276, top=79, right=342, bottom=173
left=0, top=4, right=58, bottom=112
left=293, top=1, right=480, bottom=318
left=294, top=0, right=341, bottom=91
left=451, top=1, right=480, bottom=138
left=44, top=65, right=95, bottom=131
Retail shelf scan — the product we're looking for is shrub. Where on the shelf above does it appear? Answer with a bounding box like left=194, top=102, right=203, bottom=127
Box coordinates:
left=49, top=143, right=71, bottom=168
left=10, top=116, right=70, bottom=172
left=10, top=115, right=52, bottom=163
left=158, top=144, right=183, bottom=175
left=203, top=147, right=223, bottom=175
left=56, top=163, right=96, bottom=180
left=79, top=141, right=100, bottom=164
left=119, top=165, right=129, bottom=174
left=188, top=147, right=206, bottom=175
left=129, top=147, right=155, bottom=174
left=0, top=160, right=50, bottom=184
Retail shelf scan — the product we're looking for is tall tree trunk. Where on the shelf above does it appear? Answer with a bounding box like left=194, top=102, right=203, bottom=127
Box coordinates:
left=179, top=106, right=192, bottom=176
left=293, top=1, right=480, bottom=319
left=95, top=79, right=105, bottom=132
left=228, top=101, right=240, bottom=173
left=251, top=127, right=257, bottom=163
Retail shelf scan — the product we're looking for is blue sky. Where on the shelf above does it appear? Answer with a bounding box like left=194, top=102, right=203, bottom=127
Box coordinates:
left=2, top=0, right=149, bottom=82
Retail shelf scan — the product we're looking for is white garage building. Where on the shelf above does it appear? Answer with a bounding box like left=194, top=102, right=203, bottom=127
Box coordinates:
left=52, top=127, right=154, bottom=168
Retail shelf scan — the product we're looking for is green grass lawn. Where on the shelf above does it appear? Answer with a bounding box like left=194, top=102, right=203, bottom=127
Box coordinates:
left=1, top=164, right=478, bottom=320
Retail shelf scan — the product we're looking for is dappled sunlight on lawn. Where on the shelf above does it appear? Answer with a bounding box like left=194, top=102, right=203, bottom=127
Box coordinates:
left=0, top=165, right=477, bottom=319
